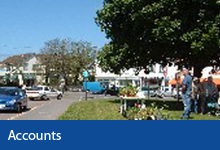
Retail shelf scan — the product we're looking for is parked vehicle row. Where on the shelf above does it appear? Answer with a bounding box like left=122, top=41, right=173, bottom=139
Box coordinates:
left=82, top=82, right=121, bottom=96
left=82, top=81, right=183, bottom=99
left=136, top=86, right=182, bottom=99
left=0, top=85, right=63, bottom=113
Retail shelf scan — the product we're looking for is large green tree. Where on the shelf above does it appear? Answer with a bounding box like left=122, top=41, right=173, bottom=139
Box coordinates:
left=96, top=0, right=220, bottom=77
left=40, top=39, right=97, bottom=85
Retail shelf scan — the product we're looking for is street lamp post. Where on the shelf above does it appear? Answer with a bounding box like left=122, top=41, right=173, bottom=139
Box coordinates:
left=83, top=71, right=89, bottom=101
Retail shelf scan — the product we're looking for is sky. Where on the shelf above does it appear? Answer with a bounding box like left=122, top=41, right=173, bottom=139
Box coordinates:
left=0, top=0, right=108, bottom=60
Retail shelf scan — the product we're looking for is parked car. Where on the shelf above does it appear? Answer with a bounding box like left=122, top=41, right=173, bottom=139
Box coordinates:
left=157, top=87, right=173, bottom=98
left=136, top=87, right=157, bottom=98
left=0, top=87, right=28, bottom=113
left=105, top=87, right=120, bottom=96
left=26, top=86, right=63, bottom=100
left=68, top=86, right=82, bottom=92
left=173, top=88, right=182, bottom=99
left=83, top=82, right=105, bottom=94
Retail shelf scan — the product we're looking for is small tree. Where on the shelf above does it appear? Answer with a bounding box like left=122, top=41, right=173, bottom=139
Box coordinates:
left=40, top=39, right=97, bottom=85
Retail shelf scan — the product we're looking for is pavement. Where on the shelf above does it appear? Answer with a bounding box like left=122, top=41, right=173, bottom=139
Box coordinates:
left=0, top=92, right=115, bottom=120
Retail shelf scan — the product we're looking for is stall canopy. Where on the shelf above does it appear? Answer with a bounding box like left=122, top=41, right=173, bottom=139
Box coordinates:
left=168, top=79, right=183, bottom=85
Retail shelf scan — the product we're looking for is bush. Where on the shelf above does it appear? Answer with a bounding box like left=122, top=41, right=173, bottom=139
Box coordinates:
left=126, top=103, right=169, bottom=120
left=119, top=84, right=138, bottom=97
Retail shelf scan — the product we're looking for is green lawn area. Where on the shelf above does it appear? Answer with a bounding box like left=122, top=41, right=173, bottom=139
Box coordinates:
left=58, top=99, right=220, bottom=120
left=58, top=99, right=126, bottom=120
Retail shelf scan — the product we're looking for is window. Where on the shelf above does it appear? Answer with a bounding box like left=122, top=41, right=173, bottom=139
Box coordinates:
left=23, top=63, right=28, bottom=71
left=104, top=79, right=109, bottom=82
left=33, top=64, right=41, bottom=70
left=119, top=80, right=132, bottom=87
left=149, top=65, right=155, bottom=73
left=159, top=66, right=163, bottom=73
left=0, top=88, right=19, bottom=96
left=21, top=90, right=26, bottom=96
left=44, top=87, right=50, bottom=91
left=97, top=79, right=103, bottom=82
left=135, top=80, right=140, bottom=87
left=51, top=88, right=56, bottom=92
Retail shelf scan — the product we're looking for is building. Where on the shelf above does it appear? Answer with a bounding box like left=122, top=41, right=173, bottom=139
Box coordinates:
left=95, top=63, right=177, bottom=90
left=0, top=53, right=44, bottom=86
left=0, top=63, right=7, bottom=85
left=95, top=62, right=220, bottom=92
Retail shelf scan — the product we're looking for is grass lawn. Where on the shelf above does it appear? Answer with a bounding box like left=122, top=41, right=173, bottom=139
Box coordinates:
left=58, top=99, right=126, bottom=120
left=58, top=99, right=220, bottom=120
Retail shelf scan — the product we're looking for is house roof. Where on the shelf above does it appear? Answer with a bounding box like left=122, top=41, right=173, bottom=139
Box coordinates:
left=0, top=53, right=39, bottom=67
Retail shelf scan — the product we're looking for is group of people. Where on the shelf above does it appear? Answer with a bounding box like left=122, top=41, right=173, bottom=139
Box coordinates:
left=181, top=69, right=219, bottom=119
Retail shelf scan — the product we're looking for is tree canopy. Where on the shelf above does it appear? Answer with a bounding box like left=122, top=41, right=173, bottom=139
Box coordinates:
left=96, top=0, right=220, bottom=77
left=40, top=39, right=97, bottom=85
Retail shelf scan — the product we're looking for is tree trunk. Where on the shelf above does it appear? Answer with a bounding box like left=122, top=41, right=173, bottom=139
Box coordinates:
left=193, top=66, right=203, bottom=78
left=74, top=75, right=79, bottom=85
left=45, top=76, right=49, bottom=84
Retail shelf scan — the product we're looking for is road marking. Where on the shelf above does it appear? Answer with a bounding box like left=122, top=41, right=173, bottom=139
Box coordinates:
left=7, top=100, right=57, bottom=120
left=7, top=105, right=43, bottom=120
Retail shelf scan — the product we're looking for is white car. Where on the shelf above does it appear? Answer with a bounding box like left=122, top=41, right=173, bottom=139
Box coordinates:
left=136, top=87, right=157, bottom=98
left=157, top=87, right=173, bottom=98
left=26, top=86, right=63, bottom=100
left=172, top=88, right=182, bottom=99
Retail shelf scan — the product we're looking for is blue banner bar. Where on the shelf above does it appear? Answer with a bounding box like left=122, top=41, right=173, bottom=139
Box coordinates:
left=0, top=121, right=219, bottom=150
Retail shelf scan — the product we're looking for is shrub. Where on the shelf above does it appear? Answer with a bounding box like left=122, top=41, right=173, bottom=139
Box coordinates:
left=126, top=103, right=169, bottom=120
left=119, top=84, right=138, bottom=97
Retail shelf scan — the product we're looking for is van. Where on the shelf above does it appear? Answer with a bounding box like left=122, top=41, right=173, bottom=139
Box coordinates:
left=83, top=82, right=105, bottom=94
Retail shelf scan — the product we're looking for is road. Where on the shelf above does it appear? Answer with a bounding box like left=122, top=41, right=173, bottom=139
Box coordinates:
left=0, top=92, right=109, bottom=120
left=0, top=92, right=176, bottom=120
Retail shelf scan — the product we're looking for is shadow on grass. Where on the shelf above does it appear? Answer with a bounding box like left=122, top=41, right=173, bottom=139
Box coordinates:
left=109, top=99, right=183, bottom=111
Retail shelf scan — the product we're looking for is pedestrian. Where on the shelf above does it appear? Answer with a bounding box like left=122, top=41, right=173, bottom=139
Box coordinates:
left=59, top=79, right=66, bottom=95
left=21, top=84, right=27, bottom=90
left=199, top=76, right=218, bottom=115
left=191, top=77, right=200, bottom=114
left=181, top=68, right=193, bottom=119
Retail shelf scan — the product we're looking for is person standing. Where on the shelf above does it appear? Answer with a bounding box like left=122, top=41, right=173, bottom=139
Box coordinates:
left=59, top=78, right=66, bottom=95
left=191, top=78, right=200, bottom=114
left=181, top=68, right=193, bottom=119
left=200, top=76, right=218, bottom=115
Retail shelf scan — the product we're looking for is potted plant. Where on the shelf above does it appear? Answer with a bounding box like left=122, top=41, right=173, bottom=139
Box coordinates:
left=119, top=84, right=138, bottom=97
left=126, top=84, right=138, bottom=97
left=119, top=87, right=127, bottom=97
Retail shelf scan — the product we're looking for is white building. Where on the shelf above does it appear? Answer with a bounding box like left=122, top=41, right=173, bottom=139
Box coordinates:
left=0, top=69, right=6, bottom=76
left=95, top=63, right=178, bottom=89
left=0, top=63, right=7, bottom=84
left=0, top=54, right=44, bottom=86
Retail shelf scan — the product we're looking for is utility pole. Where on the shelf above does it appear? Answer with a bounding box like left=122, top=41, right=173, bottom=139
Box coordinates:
left=83, top=71, right=89, bottom=101
left=175, top=72, right=181, bottom=109
left=85, top=77, right=88, bottom=101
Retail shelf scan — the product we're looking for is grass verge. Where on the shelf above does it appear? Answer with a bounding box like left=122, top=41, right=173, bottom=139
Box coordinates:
left=58, top=99, right=220, bottom=120
left=58, top=99, right=125, bottom=120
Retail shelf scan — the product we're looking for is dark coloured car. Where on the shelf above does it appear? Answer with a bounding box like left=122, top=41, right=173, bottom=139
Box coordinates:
left=105, top=87, right=120, bottom=96
left=0, top=87, right=28, bottom=113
